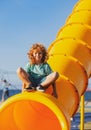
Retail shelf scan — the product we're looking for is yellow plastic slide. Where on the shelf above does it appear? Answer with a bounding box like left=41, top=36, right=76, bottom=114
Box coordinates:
left=0, top=0, right=91, bottom=129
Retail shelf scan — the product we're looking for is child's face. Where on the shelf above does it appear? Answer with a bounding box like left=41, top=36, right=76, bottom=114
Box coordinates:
left=33, top=49, right=43, bottom=63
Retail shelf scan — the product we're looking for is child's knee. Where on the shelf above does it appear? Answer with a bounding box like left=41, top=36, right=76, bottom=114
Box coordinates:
left=53, top=72, right=59, bottom=79
left=16, top=67, right=23, bottom=74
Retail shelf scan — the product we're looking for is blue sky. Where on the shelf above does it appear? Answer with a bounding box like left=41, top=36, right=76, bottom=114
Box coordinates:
left=0, top=0, right=91, bottom=88
left=0, top=0, right=78, bottom=72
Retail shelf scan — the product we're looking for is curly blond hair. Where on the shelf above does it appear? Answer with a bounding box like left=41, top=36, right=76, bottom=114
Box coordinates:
left=27, top=43, right=49, bottom=64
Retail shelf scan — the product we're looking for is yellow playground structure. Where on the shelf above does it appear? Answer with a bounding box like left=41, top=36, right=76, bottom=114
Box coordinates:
left=0, top=0, right=91, bottom=130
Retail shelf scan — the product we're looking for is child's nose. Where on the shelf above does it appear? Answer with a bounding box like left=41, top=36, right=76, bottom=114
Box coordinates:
left=36, top=53, right=39, bottom=56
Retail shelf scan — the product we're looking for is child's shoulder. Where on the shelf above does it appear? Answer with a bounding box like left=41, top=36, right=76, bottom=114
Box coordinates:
left=43, top=62, right=48, bottom=65
left=43, top=62, right=50, bottom=67
left=26, top=62, right=30, bottom=66
left=26, top=62, right=33, bottom=68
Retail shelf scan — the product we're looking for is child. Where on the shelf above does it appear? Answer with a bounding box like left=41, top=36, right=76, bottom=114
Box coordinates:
left=1, top=79, right=11, bottom=102
left=17, top=43, right=59, bottom=98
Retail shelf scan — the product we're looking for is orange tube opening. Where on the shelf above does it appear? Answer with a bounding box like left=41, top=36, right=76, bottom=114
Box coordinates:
left=0, top=92, right=70, bottom=130
left=14, top=100, right=62, bottom=130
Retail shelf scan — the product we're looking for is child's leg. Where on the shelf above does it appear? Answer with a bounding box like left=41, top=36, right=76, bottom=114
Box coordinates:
left=40, top=72, right=59, bottom=87
left=1, top=91, right=5, bottom=102
left=36, top=72, right=59, bottom=95
left=52, top=82, right=58, bottom=98
left=17, top=67, right=31, bottom=85
left=22, top=83, right=26, bottom=92
left=6, top=90, right=9, bottom=97
left=17, top=67, right=32, bottom=91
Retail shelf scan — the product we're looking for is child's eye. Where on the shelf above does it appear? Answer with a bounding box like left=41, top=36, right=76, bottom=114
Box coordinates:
left=39, top=52, right=42, bottom=55
left=34, top=51, right=42, bottom=55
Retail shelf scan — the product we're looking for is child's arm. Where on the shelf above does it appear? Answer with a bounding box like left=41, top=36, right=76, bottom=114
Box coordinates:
left=52, top=82, right=58, bottom=98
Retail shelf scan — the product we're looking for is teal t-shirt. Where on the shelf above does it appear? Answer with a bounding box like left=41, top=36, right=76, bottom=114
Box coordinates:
left=25, top=62, right=53, bottom=86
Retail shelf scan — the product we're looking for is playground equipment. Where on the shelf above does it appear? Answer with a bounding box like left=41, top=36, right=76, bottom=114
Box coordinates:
left=0, top=0, right=91, bottom=129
